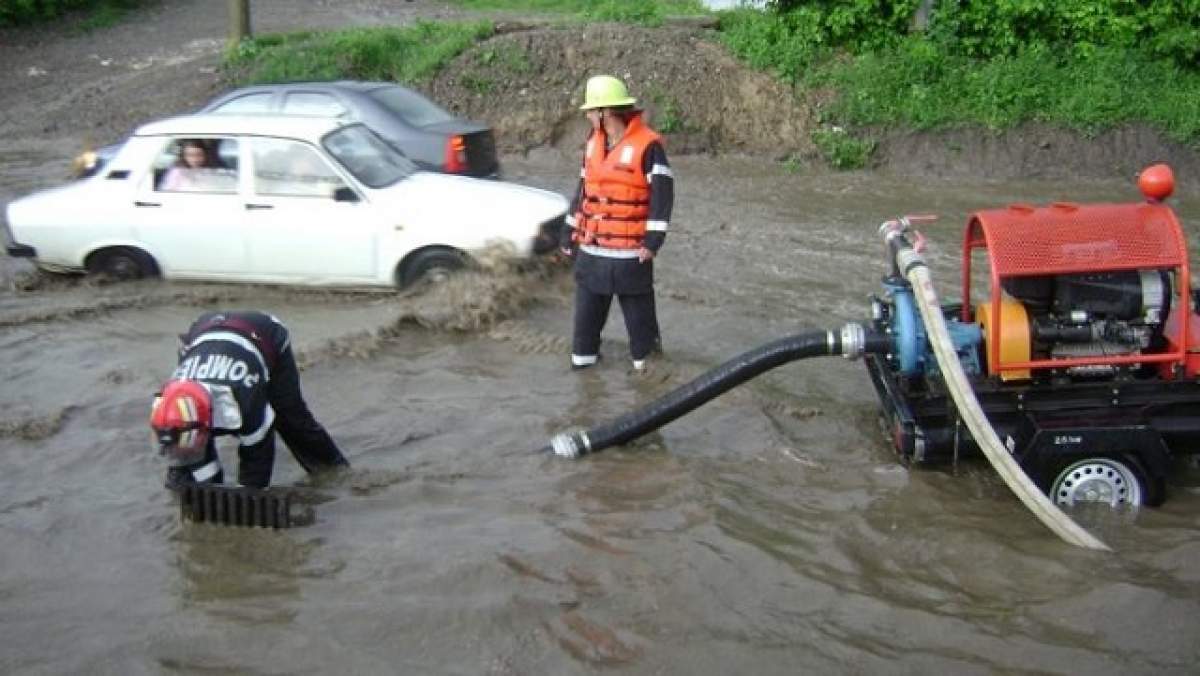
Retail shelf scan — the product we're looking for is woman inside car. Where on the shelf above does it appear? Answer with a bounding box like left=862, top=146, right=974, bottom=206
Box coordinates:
left=159, top=139, right=236, bottom=192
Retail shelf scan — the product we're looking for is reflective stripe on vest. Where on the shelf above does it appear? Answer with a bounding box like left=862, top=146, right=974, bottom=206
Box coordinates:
left=575, top=113, right=661, bottom=250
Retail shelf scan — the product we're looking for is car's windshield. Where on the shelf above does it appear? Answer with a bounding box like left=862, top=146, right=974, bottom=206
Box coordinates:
left=367, top=86, right=455, bottom=127
left=322, top=124, right=418, bottom=188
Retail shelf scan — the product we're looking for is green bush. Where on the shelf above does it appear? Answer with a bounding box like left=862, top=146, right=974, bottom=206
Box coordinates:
left=718, top=1, right=921, bottom=82
left=0, top=0, right=141, bottom=28
left=811, top=126, right=875, bottom=169
left=928, top=0, right=1200, bottom=68
left=224, top=21, right=495, bottom=85
left=648, top=93, right=688, bottom=133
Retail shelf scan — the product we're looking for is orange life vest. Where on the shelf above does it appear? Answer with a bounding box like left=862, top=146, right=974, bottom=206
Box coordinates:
left=574, top=113, right=661, bottom=250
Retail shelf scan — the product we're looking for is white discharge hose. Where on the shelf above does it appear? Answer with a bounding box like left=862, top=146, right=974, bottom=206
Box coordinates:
left=884, top=220, right=1111, bottom=551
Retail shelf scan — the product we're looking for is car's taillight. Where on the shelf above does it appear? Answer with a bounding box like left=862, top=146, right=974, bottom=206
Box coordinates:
left=444, top=135, right=468, bottom=173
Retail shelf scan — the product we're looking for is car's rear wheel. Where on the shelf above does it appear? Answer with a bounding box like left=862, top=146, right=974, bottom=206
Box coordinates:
left=1046, top=455, right=1162, bottom=508
left=87, top=247, right=158, bottom=281
left=397, top=248, right=467, bottom=289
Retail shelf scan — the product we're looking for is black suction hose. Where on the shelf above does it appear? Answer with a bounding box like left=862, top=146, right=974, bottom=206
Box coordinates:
left=545, top=323, right=888, bottom=458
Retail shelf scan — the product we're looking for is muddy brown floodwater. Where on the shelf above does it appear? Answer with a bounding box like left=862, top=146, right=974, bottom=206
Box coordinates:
left=3, top=1, right=1200, bottom=674
left=4, top=145, right=1200, bottom=674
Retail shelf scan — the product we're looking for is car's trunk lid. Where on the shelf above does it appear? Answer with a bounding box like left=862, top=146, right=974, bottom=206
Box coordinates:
left=422, top=120, right=499, bottom=178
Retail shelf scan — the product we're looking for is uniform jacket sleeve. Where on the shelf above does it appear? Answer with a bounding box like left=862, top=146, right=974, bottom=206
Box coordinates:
left=561, top=173, right=586, bottom=250
left=641, top=141, right=673, bottom=253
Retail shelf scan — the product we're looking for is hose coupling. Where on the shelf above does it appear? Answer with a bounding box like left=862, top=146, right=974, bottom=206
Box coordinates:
left=896, top=247, right=927, bottom=275
left=549, top=430, right=592, bottom=459
left=840, top=322, right=868, bottom=360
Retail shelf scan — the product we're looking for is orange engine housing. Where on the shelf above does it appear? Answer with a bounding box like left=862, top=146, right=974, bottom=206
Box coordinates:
left=959, top=198, right=1196, bottom=380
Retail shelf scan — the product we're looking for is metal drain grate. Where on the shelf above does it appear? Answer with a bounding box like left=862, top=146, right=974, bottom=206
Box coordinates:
left=178, top=484, right=296, bottom=528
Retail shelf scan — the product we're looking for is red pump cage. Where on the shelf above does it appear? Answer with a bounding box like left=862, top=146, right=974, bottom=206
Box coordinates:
left=959, top=200, right=1192, bottom=378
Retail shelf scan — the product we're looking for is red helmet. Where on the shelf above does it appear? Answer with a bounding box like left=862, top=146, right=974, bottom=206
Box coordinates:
left=150, top=380, right=213, bottom=465
left=1138, top=163, right=1175, bottom=202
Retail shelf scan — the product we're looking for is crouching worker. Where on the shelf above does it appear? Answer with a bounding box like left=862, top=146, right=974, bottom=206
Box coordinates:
left=150, top=311, right=349, bottom=489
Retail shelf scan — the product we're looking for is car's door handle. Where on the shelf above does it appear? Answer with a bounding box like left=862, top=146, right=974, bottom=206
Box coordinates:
left=244, top=203, right=273, bottom=210
left=134, top=200, right=161, bottom=208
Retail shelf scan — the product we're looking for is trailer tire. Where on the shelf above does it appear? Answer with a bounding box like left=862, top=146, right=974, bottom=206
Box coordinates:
left=1047, top=455, right=1163, bottom=508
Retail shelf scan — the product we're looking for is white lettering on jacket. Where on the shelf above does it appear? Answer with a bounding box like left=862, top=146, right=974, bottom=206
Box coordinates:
left=173, top=354, right=259, bottom=389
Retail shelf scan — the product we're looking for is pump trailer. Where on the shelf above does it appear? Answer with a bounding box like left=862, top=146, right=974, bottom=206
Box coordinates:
left=865, top=165, right=1199, bottom=508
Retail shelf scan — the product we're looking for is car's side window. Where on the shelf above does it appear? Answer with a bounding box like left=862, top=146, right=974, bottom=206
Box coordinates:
left=282, top=92, right=348, bottom=117
left=153, top=137, right=239, bottom=194
left=253, top=138, right=348, bottom=198
left=212, top=93, right=272, bottom=114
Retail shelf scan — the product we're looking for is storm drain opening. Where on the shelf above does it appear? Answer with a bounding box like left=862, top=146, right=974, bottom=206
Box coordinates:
left=177, top=484, right=309, bottom=529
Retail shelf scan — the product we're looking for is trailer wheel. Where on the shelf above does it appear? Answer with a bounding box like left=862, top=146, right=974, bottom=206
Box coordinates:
left=1047, top=455, right=1161, bottom=508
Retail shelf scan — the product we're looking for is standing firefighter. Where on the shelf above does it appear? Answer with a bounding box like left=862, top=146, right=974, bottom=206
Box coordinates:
left=150, top=311, right=349, bottom=489
left=561, top=74, right=675, bottom=371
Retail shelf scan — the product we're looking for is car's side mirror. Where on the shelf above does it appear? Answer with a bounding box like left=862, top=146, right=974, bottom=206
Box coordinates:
left=333, top=187, right=360, bottom=203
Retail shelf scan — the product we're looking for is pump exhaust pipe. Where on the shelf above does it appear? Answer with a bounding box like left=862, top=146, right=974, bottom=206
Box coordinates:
left=543, top=323, right=890, bottom=458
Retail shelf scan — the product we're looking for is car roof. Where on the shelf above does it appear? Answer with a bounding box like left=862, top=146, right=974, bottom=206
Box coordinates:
left=134, top=113, right=353, bottom=140
left=220, top=80, right=397, bottom=95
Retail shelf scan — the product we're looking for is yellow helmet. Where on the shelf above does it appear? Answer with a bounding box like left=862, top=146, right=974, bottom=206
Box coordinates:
left=579, top=75, right=637, bottom=110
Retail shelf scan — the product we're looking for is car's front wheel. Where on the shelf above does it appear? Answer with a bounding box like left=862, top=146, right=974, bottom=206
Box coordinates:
left=87, top=247, right=159, bottom=281
left=397, top=247, right=467, bottom=289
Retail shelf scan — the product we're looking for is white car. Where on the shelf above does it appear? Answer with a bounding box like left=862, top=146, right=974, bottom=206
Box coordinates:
left=4, top=114, right=566, bottom=288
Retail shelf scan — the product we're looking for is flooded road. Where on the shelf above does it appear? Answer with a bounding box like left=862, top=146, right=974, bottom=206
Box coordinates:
left=3, top=141, right=1200, bottom=674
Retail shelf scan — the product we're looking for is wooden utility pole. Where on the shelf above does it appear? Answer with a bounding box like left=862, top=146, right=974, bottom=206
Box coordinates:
left=228, top=0, right=252, bottom=48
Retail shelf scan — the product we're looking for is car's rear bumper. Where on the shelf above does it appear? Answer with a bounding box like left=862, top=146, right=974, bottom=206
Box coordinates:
left=6, top=243, right=36, bottom=258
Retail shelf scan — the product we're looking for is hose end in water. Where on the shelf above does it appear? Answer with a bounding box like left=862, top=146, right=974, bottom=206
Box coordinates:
left=549, top=430, right=591, bottom=459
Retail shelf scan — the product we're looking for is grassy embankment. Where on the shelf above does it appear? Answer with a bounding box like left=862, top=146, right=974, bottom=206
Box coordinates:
left=224, top=21, right=496, bottom=86
left=0, top=0, right=143, bottom=30
left=223, top=0, right=1200, bottom=169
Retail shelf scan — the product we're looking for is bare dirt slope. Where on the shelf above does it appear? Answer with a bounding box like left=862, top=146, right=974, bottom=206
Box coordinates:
left=426, top=21, right=816, bottom=159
